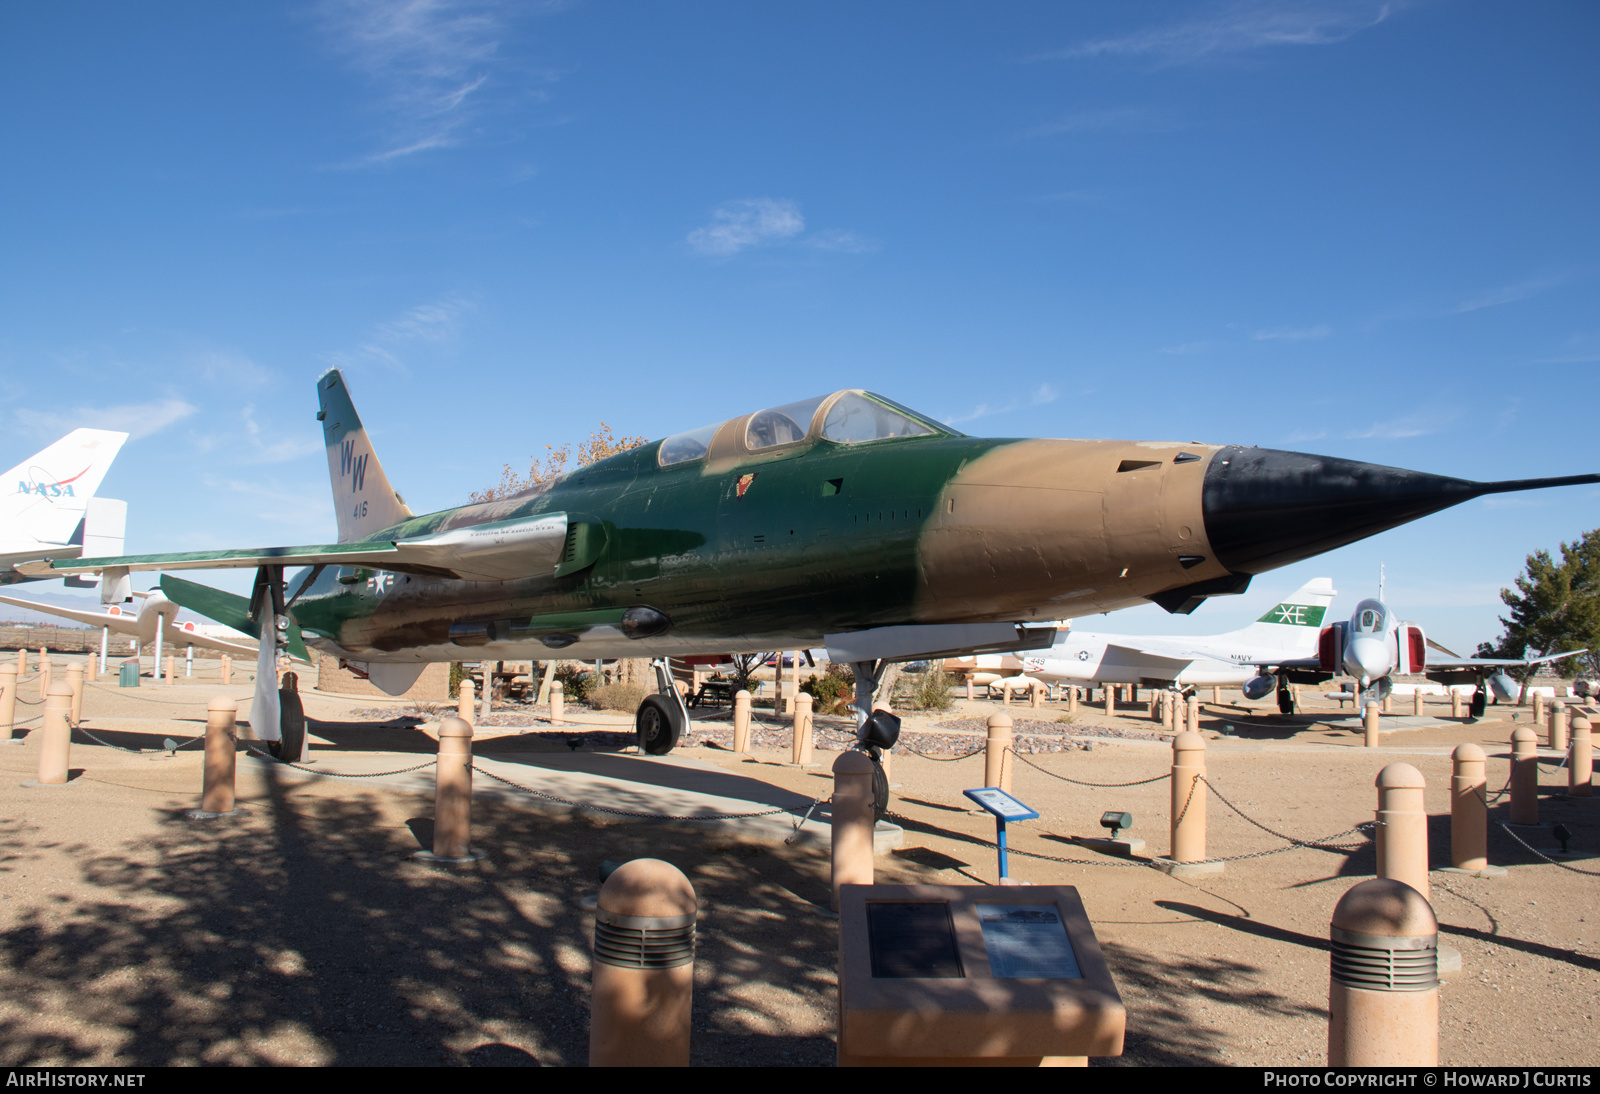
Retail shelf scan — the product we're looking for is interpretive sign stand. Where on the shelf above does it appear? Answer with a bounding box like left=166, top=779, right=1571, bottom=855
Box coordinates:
left=837, top=883, right=1125, bottom=1066
left=963, top=786, right=1039, bottom=880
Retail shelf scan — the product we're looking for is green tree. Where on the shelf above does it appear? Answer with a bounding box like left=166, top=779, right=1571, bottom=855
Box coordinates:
left=470, top=422, right=647, bottom=503
left=1478, top=529, right=1600, bottom=696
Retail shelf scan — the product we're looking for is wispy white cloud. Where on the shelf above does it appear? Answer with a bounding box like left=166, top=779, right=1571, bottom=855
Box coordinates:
left=1254, top=323, right=1331, bottom=341
left=236, top=406, right=326, bottom=466
left=687, top=199, right=805, bottom=256
left=1040, top=1, right=1397, bottom=63
left=1346, top=413, right=1440, bottom=440
left=944, top=384, right=1058, bottom=426
left=323, top=293, right=476, bottom=372
left=14, top=398, right=197, bottom=442
left=316, top=0, right=565, bottom=164
left=687, top=199, right=876, bottom=258
left=1453, top=273, right=1572, bottom=314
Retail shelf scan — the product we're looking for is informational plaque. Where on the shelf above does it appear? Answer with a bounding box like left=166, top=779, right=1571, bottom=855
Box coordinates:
left=868, top=902, right=964, bottom=978
left=963, top=787, right=1040, bottom=822
left=977, top=904, right=1082, bottom=979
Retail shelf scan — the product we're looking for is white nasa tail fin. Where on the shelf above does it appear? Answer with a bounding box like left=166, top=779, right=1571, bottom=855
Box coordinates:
left=1223, top=578, right=1337, bottom=655
left=0, top=429, right=129, bottom=551
left=318, top=369, right=414, bottom=542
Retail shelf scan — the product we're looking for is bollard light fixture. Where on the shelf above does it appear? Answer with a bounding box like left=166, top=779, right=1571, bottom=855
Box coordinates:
left=1100, top=811, right=1133, bottom=840
left=1552, top=823, right=1573, bottom=854
left=162, top=737, right=179, bottom=756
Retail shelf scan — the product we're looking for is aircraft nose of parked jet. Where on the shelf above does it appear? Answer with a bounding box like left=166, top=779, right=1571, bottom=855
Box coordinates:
left=1199, top=447, right=1486, bottom=576
left=1345, top=635, right=1393, bottom=687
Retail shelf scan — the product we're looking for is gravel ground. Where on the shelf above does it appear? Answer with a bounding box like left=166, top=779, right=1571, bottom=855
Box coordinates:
left=3, top=661, right=1597, bottom=1067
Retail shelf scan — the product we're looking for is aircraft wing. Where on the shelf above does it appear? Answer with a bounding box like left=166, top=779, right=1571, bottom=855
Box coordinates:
left=1103, top=643, right=1201, bottom=674
left=1238, top=656, right=1322, bottom=670
left=15, top=512, right=571, bottom=583
left=1426, top=650, right=1590, bottom=670
left=163, top=623, right=266, bottom=661
left=0, top=594, right=141, bottom=635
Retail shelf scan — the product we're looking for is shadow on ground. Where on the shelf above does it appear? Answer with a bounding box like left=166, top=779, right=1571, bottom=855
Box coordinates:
left=0, top=757, right=916, bottom=1066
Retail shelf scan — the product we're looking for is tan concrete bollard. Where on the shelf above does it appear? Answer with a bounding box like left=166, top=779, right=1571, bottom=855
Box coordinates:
left=0, top=663, right=16, bottom=737
left=1533, top=690, right=1545, bottom=725
left=1211, top=686, right=1220, bottom=705
left=1169, top=731, right=1208, bottom=865
left=1549, top=699, right=1568, bottom=751
left=1510, top=726, right=1540, bottom=826
left=1186, top=693, right=1199, bottom=734
left=985, top=710, right=1013, bottom=792
left=220, top=655, right=232, bottom=685
left=1103, top=687, right=1114, bottom=718
left=87, top=652, right=97, bottom=681
left=1451, top=689, right=1463, bottom=719
left=1162, top=691, right=1175, bottom=732
left=1375, top=763, right=1429, bottom=900
left=1364, top=702, right=1380, bottom=748
left=965, top=677, right=974, bottom=701
left=792, top=694, right=814, bottom=765
left=17, top=648, right=26, bottom=676
left=417, top=715, right=480, bottom=862
left=1413, top=689, right=1424, bottom=717
left=1381, top=693, right=1392, bottom=715
left=1569, top=716, right=1592, bottom=797
left=457, top=677, right=475, bottom=725
left=733, top=689, right=752, bottom=753
left=37, top=681, right=74, bottom=785
left=831, top=750, right=876, bottom=910
left=66, top=664, right=83, bottom=725
left=1327, top=878, right=1439, bottom=1067
left=1066, top=686, right=1077, bottom=715
left=590, top=859, right=696, bottom=1067
left=1450, top=743, right=1488, bottom=872
left=1030, top=681, right=1043, bottom=709
left=38, top=658, right=52, bottom=702
left=164, top=655, right=175, bottom=685
left=193, top=697, right=239, bottom=817
left=549, top=679, right=564, bottom=726
left=1002, top=680, right=1013, bottom=707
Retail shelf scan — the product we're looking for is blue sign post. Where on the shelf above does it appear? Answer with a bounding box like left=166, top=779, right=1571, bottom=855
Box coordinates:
left=963, top=787, right=1040, bottom=880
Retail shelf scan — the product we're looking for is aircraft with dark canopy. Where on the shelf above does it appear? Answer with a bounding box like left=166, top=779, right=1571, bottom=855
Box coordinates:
left=26, top=370, right=1599, bottom=759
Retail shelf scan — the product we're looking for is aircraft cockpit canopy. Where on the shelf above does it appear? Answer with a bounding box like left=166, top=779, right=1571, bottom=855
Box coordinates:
left=1352, top=598, right=1390, bottom=635
left=657, top=390, right=950, bottom=467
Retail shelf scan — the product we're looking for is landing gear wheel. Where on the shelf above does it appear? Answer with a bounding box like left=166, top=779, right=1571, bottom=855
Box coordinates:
left=273, top=687, right=306, bottom=762
left=1470, top=687, right=1487, bottom=719
left=870, top=755, right=889, bottom=822
left=636, top=695, right=683, bottom=755
left=1276, top=684, right=1294, bottom=716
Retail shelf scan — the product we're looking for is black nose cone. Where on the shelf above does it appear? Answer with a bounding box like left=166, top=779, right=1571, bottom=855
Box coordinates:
left=1203, top=447, right=1479, bottom=575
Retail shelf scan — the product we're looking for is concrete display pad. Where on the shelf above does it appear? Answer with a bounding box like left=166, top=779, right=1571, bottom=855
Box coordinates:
left=837, top=883, right=1125, bottom=1064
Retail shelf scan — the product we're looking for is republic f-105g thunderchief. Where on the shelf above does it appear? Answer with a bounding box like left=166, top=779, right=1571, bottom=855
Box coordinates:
left=25, top=369, right=1600, bottom=759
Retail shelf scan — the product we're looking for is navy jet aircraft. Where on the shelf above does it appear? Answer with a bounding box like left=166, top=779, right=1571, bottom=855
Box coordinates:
left=1245, top=595, right=1589, bottom=716
left=24, top=370, right=1599, bottom=758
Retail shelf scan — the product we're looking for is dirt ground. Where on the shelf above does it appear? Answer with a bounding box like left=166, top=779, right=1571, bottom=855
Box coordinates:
left=1, top=659, right=1596, bottom=1067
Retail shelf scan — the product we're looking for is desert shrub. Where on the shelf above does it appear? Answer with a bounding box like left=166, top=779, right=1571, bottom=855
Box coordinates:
left=554, top=663, right=597, bottom=703
left=589, top=682, right=646, bottom=713
left=448, top=662, right=465, bottom=698
left=802, top=664, right=856, bottom=712
left=907, top=665, right=954, bottom=711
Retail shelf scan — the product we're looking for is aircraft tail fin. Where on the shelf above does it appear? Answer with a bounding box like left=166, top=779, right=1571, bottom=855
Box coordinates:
left=1223, top=578, right=1337, bottom=655
left=318, top=369, right=414, bottom=542
left=0, top=429, right=129, bottom=550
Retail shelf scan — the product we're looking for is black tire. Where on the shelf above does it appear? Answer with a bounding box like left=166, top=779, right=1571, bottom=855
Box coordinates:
left=870, top=755, right=889, bottom=822
left=1470, top=688, right=1487, bottom=718
left=636, top=694, right=682, bottom=755
left=275, top=687, right=307, bottom=761
left=1276, top=685, right=1294, bottom=716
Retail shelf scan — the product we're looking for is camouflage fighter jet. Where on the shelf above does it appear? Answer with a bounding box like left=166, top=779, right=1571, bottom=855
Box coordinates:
left=24, top=370, right=1599, bottom=759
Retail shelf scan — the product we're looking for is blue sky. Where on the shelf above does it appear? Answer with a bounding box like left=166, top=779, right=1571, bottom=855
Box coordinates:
left=1, top=1, right=1596, bottom=652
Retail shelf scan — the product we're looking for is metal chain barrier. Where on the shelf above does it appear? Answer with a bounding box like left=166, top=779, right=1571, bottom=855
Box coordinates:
left=1493, top=820, right=1600, bottom=878
left=85, top=682, right=246, bottom=708
left=473, top=761, right=811, bottom=823
left=898, top=743, right=985, bottom=762
left=246, top=748, right=439, bottom=779
left=1200, top=775, right=1373, bottom=852
left=1010, top=748, right=1171, bottom=788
